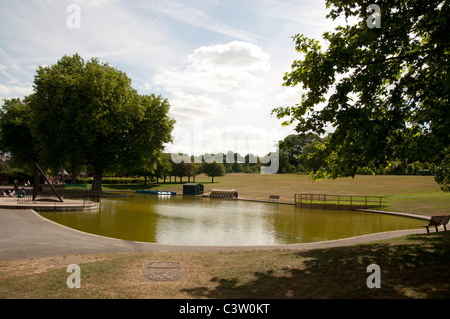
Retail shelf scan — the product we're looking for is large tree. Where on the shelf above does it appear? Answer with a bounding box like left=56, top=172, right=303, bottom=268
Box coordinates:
left=29, top=55, right=86, bottom=183
left=31, top=54, right=174, bottom=191
left=202, top=161, right=226, bottom=183
left=272, top=0, right=449, bottom=191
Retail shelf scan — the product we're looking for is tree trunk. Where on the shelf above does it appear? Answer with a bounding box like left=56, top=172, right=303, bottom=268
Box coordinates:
left=91, top=167, right=103, bottom=192
left=71, top=163, right=77, bottom=184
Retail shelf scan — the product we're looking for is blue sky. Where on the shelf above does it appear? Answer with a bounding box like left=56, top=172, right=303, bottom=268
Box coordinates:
left=0, top=0, right=341, bottom=156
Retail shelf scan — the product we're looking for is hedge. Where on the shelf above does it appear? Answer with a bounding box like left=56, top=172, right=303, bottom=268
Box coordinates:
left=76, top=177, right=146, bottom=184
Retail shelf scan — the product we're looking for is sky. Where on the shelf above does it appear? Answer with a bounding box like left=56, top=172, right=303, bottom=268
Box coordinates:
left=0, top=0, right=343, bottom=157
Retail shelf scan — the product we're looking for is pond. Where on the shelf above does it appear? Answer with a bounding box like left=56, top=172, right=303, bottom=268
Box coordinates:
left=38, top=194, right=424, bottom=246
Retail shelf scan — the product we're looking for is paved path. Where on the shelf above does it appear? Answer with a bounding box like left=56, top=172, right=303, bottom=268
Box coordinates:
left=0, top=208, right=434, bottom=261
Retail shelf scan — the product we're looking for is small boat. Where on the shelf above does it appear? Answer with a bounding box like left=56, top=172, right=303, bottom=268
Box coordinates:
left=136, top=190, right=176, bottom=195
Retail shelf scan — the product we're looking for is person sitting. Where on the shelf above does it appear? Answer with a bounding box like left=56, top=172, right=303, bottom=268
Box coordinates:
left=17, top=188, right=26, bottom=198
left=2, top=190, right=7, bottom=197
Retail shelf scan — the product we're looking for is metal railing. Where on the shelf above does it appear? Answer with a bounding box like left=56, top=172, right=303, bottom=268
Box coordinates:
left=17, top=188, right=101, bottom=208
left=295, top=193, right=385, bottom=210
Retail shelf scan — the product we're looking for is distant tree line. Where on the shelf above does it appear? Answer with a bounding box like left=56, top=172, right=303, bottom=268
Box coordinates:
left=143, top=152, right=269, bottom=184
left=277, top=133, right=437, bottom=176
left=2, top=131, right=436, bottom=189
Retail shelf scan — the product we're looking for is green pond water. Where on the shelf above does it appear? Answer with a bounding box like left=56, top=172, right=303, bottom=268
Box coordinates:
left=38, top=194, right=424, bottom=246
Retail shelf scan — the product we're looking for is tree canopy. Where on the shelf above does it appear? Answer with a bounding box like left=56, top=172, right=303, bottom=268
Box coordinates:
left=272, top=0, right=449, bottom=191
left=202, top=160, right=226, bottom=183
left=0, top=98, right=37, bottom=167
left=2, top=54, right=175, bottom=191
left=0, top=97, right=43, bottom=196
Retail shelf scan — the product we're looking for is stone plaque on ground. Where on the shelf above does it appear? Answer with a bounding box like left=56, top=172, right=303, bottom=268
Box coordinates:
left=142, top=262, right=187, bottom=282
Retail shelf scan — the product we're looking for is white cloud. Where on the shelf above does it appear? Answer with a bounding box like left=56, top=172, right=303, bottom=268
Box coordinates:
left=153, top=41, right=271, bottom=124
left=0, top=83, right=33, bottom=99
left=166, top=123, right=285, bottom=157
left=168, top=92, right=224, bottom=121
left=68, top=0, right=120, bottom=8
left=259, top=0, right=327, bottom=26
left=154, top=41, right=270, bottom=93
left=0, top=60, right=34, bottom=99
left=144, top=0, right=259, bottom=42
left=274, top=86, right=303, bottom=106
left=189, top=41, right=270, bottom=72
left=258, top=0, right=359, bottom=50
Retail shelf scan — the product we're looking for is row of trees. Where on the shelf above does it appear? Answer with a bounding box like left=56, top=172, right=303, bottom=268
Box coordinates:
left=277, top=133, right=438, bottom=176
left=0, top=54, right=175, bottom=192
left=156, top=155, right=226, bottom=184
left=149, top=152, right=270, bottom=184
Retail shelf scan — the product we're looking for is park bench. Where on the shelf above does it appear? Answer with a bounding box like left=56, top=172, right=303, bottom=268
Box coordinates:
left=269, top=195, right=280, bottom=201
left=422, top=215, right=450, bottom=233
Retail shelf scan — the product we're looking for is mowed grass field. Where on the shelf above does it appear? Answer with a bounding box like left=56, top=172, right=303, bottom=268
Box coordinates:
left=105, top=173, right=449, bottom=216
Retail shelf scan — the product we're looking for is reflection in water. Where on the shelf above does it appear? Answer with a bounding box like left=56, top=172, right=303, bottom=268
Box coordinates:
left=39, top=194, right=424, bottom=246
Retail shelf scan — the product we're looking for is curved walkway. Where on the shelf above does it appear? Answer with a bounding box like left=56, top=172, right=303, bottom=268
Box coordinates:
left=0, top=208, right=433, bottom=261
left=0, top=196, right=99, bottom=211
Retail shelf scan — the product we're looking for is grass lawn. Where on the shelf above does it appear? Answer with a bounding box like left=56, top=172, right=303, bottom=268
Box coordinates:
left=1, top=232, right=449, bottom=299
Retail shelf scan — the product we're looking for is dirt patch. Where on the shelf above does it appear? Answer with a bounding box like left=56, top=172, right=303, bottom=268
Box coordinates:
left=0, top=254, right=109, bottom=277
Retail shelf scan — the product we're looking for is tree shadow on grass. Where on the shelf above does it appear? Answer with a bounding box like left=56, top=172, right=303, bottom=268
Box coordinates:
left=181, top=233, right=450, bottom=299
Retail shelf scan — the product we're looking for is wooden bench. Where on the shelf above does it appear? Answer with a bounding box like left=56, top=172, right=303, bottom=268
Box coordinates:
left=440, top=215, right=450, bottom=231
left=269, top=195, right=280, bottom=201
left=422, top=215, right=450, bottom=233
